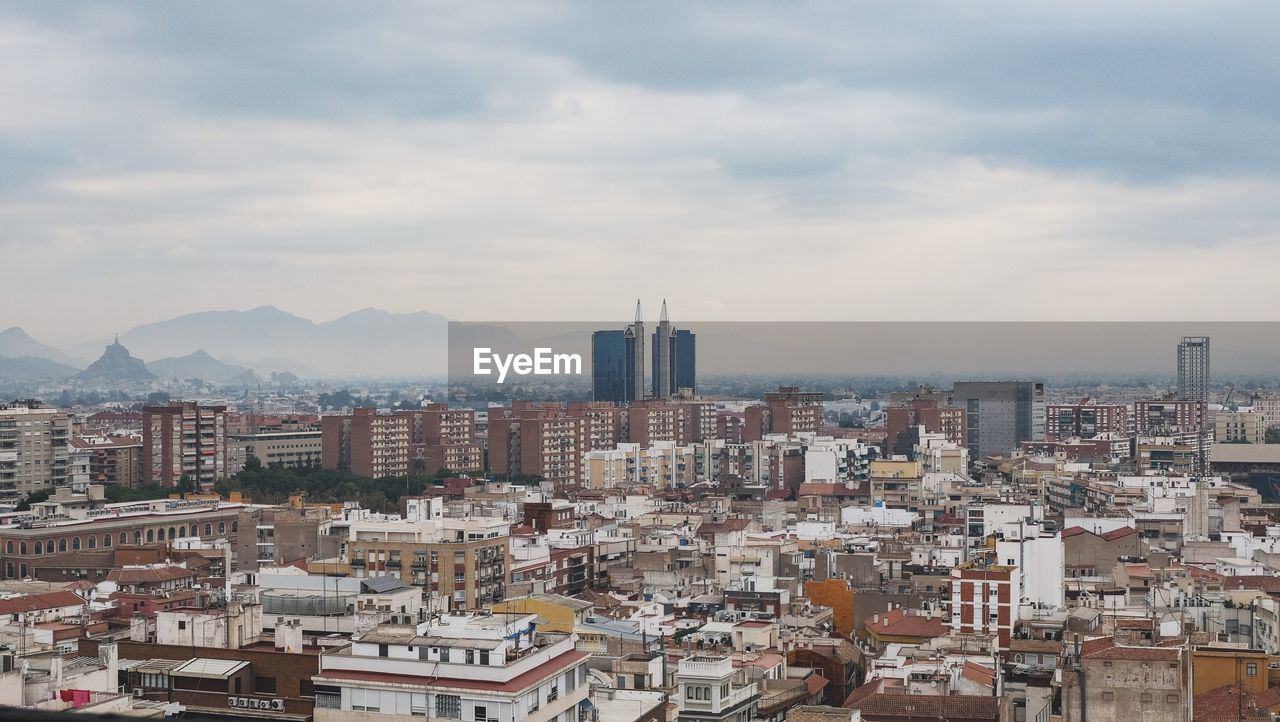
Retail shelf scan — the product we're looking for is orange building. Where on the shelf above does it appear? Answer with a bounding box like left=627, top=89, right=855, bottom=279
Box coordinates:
left=806, top=578, right=856, bottom=637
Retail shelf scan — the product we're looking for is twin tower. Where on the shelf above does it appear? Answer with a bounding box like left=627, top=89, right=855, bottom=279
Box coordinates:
left=591, top=300, right=697, bottom=404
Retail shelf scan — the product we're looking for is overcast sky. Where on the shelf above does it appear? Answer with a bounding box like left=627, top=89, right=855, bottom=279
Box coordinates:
left=4, top=2, right=1279, bottom=345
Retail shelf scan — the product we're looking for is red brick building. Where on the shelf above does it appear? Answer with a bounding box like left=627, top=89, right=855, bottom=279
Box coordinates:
left=745, top=387, right=824, bottom=441
left=885, top=399, right=965, bottom=455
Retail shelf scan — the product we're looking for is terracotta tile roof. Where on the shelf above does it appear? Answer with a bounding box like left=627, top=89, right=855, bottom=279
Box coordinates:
left=1194, top=684, right=1271, bottom=722
left=805, top=674, right=829, bottom=696
left=1080, top=636, right=1183, bottom=661
left=849, top=692, right=1000, bottom=721
left=841, top=677, right=883, bottom=708
left=864, top=609, right=946, bottom=640
left=1222, top=575, right=1280, bottom=594
left=1101, top=527, right=1138, bottom=540
left=961, top=660, right=996, bottom=688
left=107, top=566, right=197, bottom=584
left=0, top=591, right=86, bottom=616
left=1061, top=526, right=1088, bottom=538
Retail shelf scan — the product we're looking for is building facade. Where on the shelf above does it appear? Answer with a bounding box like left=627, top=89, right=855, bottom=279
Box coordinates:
left=143, top=401, right=229, bottom=486
left=0, top=401, right=71, bottom=504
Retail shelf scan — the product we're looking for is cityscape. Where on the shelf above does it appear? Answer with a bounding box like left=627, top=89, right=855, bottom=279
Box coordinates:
left=5, top=3, right=1280, bottom=722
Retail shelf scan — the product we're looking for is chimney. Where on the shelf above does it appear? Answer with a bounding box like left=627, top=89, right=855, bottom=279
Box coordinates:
left=98, top=642, right=119, bottom=681
left=275, top=618, right=303, bottom=654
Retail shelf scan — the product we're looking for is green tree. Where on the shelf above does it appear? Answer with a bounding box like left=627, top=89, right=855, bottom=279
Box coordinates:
left=15, top=489, right=51, bottom=511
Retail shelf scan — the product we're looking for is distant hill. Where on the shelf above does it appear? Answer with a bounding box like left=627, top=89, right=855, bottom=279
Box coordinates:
left=109, top=306, right=447, bottom=377
left=148, top=350, right=254, bottom=384
left=0, top=356, right=79, bottom=384
left=75, top=340, right=155, bottom=384
left=0, top=327, right=76, bottom=365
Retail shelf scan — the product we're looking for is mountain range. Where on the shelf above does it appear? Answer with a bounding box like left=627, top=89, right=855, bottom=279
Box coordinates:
left=1, top=306, right=449, bottom=381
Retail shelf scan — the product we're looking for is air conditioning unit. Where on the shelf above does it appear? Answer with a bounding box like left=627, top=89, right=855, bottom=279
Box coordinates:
left=133, top=688, right=145, bottom=699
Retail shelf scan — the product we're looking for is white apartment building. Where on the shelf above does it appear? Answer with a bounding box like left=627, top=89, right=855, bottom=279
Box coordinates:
left=313, top=611, right=590, bottom=722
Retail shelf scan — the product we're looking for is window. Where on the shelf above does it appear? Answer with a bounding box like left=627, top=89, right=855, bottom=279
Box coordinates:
left=5, top=542, right=11, bottom=554
left=19, top=542, right=27, bottom=555
left=59, top=539, right=67, bottom=552
left=1248, top=662, right=1258, bottom=677
left=178, top=621, right=187, bottom=630
left=147, top=530, right=154, bottom=542
left=120, top=532, right=128, bottom=545
left=351, top=688, right=380, bottom=712
left=255, top=676, right=277, bottom=694
left=474, top=705, right=487, bottom=722
left=1140, top=693, right=1152, bottom=703
left=72, top=537, right=81, bottom=550
left=103, top=534, right=111, bottom=547
left=466, top=649, right=475, bottom=664
left=686, top=687, right=694, bottom=700
left=437, top=695, right=461, bottom=719
left=378, top=644, right=389, bottom=657
left=479, top=650, right=490, bottom=665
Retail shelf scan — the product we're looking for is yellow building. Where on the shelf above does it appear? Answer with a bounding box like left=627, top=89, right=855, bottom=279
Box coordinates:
left=1192, top=645, right=1274, bottom=695
left=493, top=592, right=594, bottom=633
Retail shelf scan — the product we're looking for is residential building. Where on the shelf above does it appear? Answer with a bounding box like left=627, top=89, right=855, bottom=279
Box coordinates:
left=311, top=611, right=591, bottom=722
left=1177, top=336, right=1210, bottom=403
left=401, top=404, right=484, bottom=474
left=745, top=387, right=824, bottom=442
left=320, top=408, right=411, bottom=479
left=1215, top=411, right=1266, bottom=445
left=1061, top=637, right=1191, bottom=722
left=675, top=655, right=761, bottom=722
left=69, top=434, right=144, bottom=487
left=1045, top=399, right=1128, bottom=441
left=488, top=404, right=585, bottom=485
left=884, top=399, right=964, bottom=456
left=0, top=400, right=71, bottom=503
left=344, top=516, right=511, bottom=609
left=143, top=401, right=229, bottom=486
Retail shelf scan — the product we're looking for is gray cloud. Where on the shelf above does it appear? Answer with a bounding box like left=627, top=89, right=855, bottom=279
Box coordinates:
left=2, top=2, right=1279, bottom=345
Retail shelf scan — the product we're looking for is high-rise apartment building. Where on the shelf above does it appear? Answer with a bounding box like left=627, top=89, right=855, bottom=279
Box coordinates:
left=0, top=400, right=71, bottom=503
left=950, top=381, right=1045, bottom=458
left=1045, top=398, right=1128, bottom=440
left=885, top=399, right=965, bottom=455
left=142, top=401, right=228, bottom=486
left=1133, top=399, right=1206, bottom=435
left=744, top=386, right=824, bottom=441
left=626, top=398, right=717, bottom=446
left=487, top=402, right=585, bottom=486
left=401, top=404, right=483, bottom=474
left=320, top=408, right=410, bottom=479
left=565, top=401, right=624, bottom=451
left=70, top=435, right=144, bottom=488
left=1177, top=335, right=1210, bottom=403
